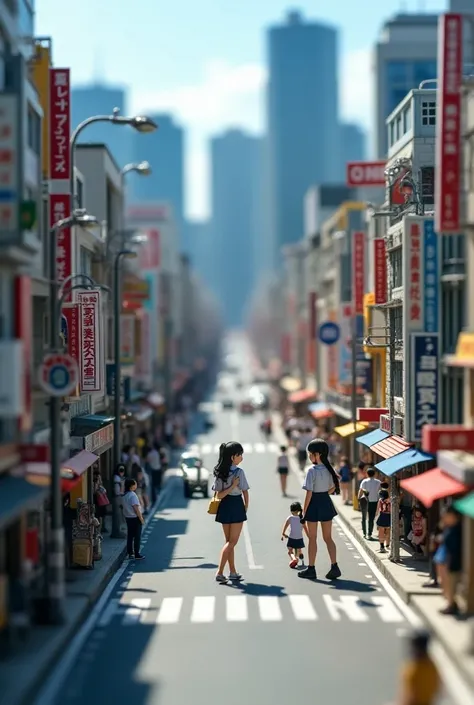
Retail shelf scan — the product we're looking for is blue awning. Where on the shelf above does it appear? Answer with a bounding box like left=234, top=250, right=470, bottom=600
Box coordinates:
left=308, top=402, right=329, bottom=413
left=375, top=448, right=434, bottom=477
left=355, top=429, right=389, bottom=447
left=0, top=476, right=48, bottom=531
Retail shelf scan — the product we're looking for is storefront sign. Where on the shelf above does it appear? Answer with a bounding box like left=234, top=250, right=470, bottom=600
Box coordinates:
left=452, top=332, right=474, bottom=364
left=435, top=13, right=462, bottom=233
left=339, top=303, right=352, bottom=386
left=327, top=311, right=338, bottom=390
left=106, top=363, right=125, bottom=399
left=75, top=290, right=102, bottom=393
left=120, top=314, right=135, bottom=364
left=423, top=219, right=439, bottom=333
left=62, top=303, right=81, bottom=398
left=20, top=443, right=50, bottom=463
left=49, top=68, right=70, bottom=179
left=352, top=231, right=365, bottom=316
left=358, top=408, right=388, bottom=423
left=14, top=276, right=32, bottom=432
left=84, top=423, right=114, bottom=454
left=409, top=333, right=439, bottom=442
left=139, top=228, right=160, bottom=269
left=346, top=161, right=385, bottom=187
left=0, top=94, right=19, bottom=233
left=0, top=340, right=23, bottom=417
left=422, top=425, right=474, bottom=453
left=356, top=358, right=373, bottom=394
left=403, top=219, right=423, bottom=332
left=136, top=311, right=152, bottom=386
left=374, top=238, right=387, bottom=304
left=49, top=193, right=71, bottom=285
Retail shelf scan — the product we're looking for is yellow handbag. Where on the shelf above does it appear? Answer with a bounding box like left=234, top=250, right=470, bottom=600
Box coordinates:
left=207, top=493, right=220, bottom=515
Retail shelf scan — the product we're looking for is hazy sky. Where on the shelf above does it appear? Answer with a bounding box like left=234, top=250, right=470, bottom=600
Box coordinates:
left=36, top=0, right=448, bottom=219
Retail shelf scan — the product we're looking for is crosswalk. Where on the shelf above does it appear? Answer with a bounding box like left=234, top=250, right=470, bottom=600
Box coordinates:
left=188, top=442, right=279, bottom=455
left=98, top=593, right=406, bottom=628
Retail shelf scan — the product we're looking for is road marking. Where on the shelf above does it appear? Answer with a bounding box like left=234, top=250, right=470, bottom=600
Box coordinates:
left=123, top=598, right=150, bottom=625
left=243, top=523, right=263, bottom=569
left=370, top=595, right=405, bottom=623
left=191, top=596, right=215, bottom=623
left=188, top=443, right=199, bottom=453
left=267, top=442, right=278, bottom=453
left=289, top=594, right=318, bottom=621
left=201, top=443, right=212, bottom=454
left=230, top=411, right=239, bottom=437
left=156, top=597, right=183, bottom=624
left=213, top=444, right=221, bottom=453
left=226, top=595, right=248, bottom=622
left=254, top=442, right=266, bottom=452
left=97, top=599, right=120, bottom=627
left=258, top=596, right=282, bottom=621
left=322, top=595, right=369, bottom=622
left=242, top=443, right=252, bottom=453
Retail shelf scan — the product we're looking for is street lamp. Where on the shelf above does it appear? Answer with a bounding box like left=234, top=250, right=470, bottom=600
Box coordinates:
left=70, top=109, right=158, bottom=207
left=121, top=161, right=152, bottom=177
left=111, top=248, right=138, bottom=538
left=46, top=208, right=98, bottom=624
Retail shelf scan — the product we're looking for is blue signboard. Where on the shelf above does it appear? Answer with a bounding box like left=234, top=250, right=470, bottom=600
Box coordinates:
left=410, top=333, right=439, bottom=442
left=318, top=321, right=340, bottom=345
left=423, top=220, right=439, bottom=333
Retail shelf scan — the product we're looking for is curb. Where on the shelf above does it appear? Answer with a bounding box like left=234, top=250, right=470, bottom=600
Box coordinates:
left=15, top=481, right=170, bottom=705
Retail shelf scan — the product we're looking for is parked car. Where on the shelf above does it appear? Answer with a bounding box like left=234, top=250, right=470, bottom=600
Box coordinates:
left=222, top=398, right=234, bottom=409
left=180, top=452, right=210, bottom=498
left=239, top=400, right=254, bottom=414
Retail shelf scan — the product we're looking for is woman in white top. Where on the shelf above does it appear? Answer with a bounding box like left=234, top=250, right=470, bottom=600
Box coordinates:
left=212, top=442, right=250, bottom=584
left=298, top=438, right=342, bottom=581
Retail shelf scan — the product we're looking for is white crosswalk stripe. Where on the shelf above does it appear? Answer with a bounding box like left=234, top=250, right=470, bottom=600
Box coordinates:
left=109, top=593, right=405, bottom=627
left=189, top=442, right=279, bottom=456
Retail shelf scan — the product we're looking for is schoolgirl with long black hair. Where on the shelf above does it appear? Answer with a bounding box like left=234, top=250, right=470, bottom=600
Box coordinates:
left=298, top=438, right=341, bottom=581
left=212, top=441, right=249, bottom=584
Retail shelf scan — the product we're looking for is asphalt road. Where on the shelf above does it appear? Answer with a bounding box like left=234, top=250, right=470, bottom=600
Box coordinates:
left=35, top=397, right=458, bottom=705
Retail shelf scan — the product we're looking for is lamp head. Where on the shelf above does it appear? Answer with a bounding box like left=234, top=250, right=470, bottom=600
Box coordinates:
left=72, top=209, right=99, bottom=230
left=136, top=160, right=152, bottom=175
left=132, top=116, right=158, bottom=133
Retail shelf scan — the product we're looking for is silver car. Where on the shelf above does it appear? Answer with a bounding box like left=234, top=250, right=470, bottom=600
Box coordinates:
left=180, top=452, right=211, bottom=498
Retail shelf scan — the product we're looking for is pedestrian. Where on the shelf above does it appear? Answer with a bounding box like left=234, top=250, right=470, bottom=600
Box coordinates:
left=276, top=445, right=289, bottom=496
left=298, top=438, right=341, bottom=581
left=164, top=416, right=174, bottom=447
left=212, top=441, right=249, bottom=584
left=395, top=629, right=440, bottom=705
left=147, top=441, right=163, bottom=503
left=281, top=501, right=308, bottom=569
left=113, top=464, right=126, bottom=534
left=376, top=488, right=391, bottom=553
left=93, top=470, right=109, bottom=533
left=338, top=456, right=352, bottom=505
left=358, top=468, right=381, bottom=539
left=423, top=521, right=443, bottom=588
left=408, top=506, right=427, bottom=554
left=297, top=426, right=313, bottom=471
left=122, top=478, right=145, bottom=561
left=433, top=506, right=463, bottom=615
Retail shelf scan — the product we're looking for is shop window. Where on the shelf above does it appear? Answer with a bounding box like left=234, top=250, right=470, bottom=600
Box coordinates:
left=27, top=104, right=41, bottom=154
left=390, top=247, right=403, bottom=289
left=420, top=166, right=435, bottom=206
left=441, top=282, right=465, bottom=354
left=392, top=360, right=404, bottom=397
left=403, top=105, right=412, bottom=132
left=421, top=101, right=436, bottom=126
left=390, top=305, right=403, bottom=341
left=441, top=367, right=464, bottom=424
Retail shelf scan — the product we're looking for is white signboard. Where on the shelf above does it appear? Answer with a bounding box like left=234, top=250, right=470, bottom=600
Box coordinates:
left=74, top=290, right=102, bottom=393
left=0, top=95, right=18, bottom=233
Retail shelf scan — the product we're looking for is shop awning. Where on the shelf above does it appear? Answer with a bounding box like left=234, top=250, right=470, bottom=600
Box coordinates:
left=334, top=421, right=369, bottom=438
left=147, top=393, right=164, bottom=408
left=70, top=415, right=114, bottom=433
left=355, top=428, right=389, bottom=447
left=370, top=435, right=413, bottom=459
left=375, top=448, right=434, bottom=477
left=279, top=376, right=301, bottom=393
left=0, top=476, right=48, bottom=531
left=62, top=451, right=98, bottom=476
left=24, top=450, right=98, bottom=492
left=454, top=492, right=474, bottom=519
left=308, top=402, right=334, bottom=420
left=400, top=468, right=469, bottom=508
left=288, top=389, right=317, bottom=404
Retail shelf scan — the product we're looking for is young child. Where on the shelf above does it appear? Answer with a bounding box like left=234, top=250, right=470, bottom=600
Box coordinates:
left=376, top=488, right=391, bottom=553
left=277, top=445, right=289, bottom=496
left=281, top=501, right=308, bottom=568
left=396, top=629, right=440, bottom=705
left=409, top=506, right=427, bottom=554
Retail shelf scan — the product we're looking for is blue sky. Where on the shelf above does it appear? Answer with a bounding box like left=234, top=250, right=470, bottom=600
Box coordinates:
left=36, top=0, right=448, bottom=219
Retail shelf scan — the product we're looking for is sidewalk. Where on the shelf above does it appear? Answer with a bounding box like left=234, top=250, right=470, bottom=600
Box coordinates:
left=0, top=490, right=163, bottom=705
left=272, top=414, right=474, bottom=691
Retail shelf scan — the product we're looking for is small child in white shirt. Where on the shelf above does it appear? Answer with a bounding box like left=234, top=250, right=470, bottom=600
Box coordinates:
left=281, top=502, right=309, bottom=568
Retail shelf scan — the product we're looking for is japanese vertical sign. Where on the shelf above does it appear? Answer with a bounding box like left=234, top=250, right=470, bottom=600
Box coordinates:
left=403, top=218, right=423, bottom=334
left=0, top=94, right=19, bottom=234
left=410, top=334, right=439, bottom=442
left=49, top=69, right=72, bottom=286
left=374, top=238, right=387, bottom=304
left=435, top=14, right=462, bottom=233
left=120, top=314, right=136, bottom=365
left=75, top=290, right=102, bottom=393
left=352, top=231, right=365, bottom=315
left=327, top=310, right=338, bottom=390
left=62, top=303, right=81, bottom=398
left=423, top=219, right=439, bottom=333
left=339, top=302, right=352, bottom=386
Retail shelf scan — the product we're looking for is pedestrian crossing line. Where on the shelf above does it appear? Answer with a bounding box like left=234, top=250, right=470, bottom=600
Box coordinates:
left=258, top=596, right=282, bottom=621
left=254, top=442, right=266, bottom=453
left=289, top=594, right=318, bottom=621
left=370, top=596, right=405, bottom=623
left=123, top=598, right=151, bottom=625
left=322, top=595, right=369, bottom=622
left=191, top=596, right=215, bottom=623
left=156, top=597, right=183, bottom=624
left=226, top=595, right=248, bottom=622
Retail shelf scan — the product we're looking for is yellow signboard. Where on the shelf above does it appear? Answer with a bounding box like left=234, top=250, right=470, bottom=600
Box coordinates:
left=31, top=42, right=51, bottom=179
left=455, top=332, right=474, bottom=362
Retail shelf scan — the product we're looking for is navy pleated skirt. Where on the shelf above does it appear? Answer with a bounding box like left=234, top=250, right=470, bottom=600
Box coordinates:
left=215, top=494, right=247, bottom=524
left=304, top=492, right=337, bottom=523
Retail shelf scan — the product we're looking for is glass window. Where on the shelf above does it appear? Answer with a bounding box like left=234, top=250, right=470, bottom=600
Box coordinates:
left=386, top=61, right=409, bottom=84
left=392, top=360, right=404, bottom=397
left=420, top=166, right=435, bottom=205
left=396, top=114, right=403, bottom=139
left=403, top=105, right=412, bottom=132
left=390, top=248, right=403, bottom=289
left=76, top=178, right=84, bottom=209
left=413, top=60, right=437, bottom=87
left=441, top=367, right=464, bottom=424
left=421, top=101, right=436, bottom=126
left=27, top=105, right=41, bottom=154
left=441, top=282, right=465, bottom=354
left=18, top=0, right=34, bottom=38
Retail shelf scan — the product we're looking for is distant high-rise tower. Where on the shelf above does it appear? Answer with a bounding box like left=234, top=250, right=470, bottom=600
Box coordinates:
left=340, top=123, right=366, bottom=167
left=71, top=82, right=130, bottom=169
left=210, top=129, right=262, bottom=326
left=267, top=10, right=341, bottom=262
left=130, top=114, right=185, bottom=241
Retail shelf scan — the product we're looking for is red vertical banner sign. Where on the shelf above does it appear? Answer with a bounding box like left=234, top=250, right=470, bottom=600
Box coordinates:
left=435, top=14, right=462, bottom=233
left=374, top=238, right=387, bottom=304
left=49, top=68, right=72, bottom=286
left=62, top=303, right=81, bottom=397
left=14, top=275, right=32, bottom=433
left=352, top=231, right=365, bottom=315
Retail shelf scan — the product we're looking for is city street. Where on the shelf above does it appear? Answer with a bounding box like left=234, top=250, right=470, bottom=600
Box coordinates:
left=35, top=386, right=457, bottom=705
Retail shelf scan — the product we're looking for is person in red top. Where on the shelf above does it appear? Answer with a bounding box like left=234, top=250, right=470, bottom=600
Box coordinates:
left=376, top=488, right=391, bottom=553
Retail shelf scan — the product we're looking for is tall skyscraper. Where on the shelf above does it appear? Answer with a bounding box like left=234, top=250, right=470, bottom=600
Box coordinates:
left=266, top=10, right=341, bottom=262
left=210, top=129, right=262, bottom=326
left=130, top=114, right=185, bottom=243
left=373, top=1, right=472, bottom=158
left=71, top=82, right=131, bottom=169
left=340, top=123, right=366, bottom=167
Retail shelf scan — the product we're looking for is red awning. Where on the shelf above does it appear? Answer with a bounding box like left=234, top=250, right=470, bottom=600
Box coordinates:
left=24, top=450, right=98, bottom=493
left=312, top=409, right=334, bottom=420
left=400, top=468, right=469, bottom=508
left=288, top=389, right=317, bottom=404
left=371, top=435, right=413, bottom=459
